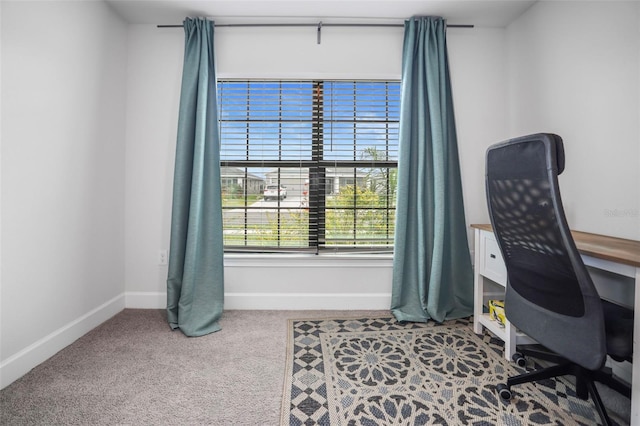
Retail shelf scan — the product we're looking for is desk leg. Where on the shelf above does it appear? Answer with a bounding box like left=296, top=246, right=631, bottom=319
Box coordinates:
left=631, top=267, right=640, bottom=423
left=504, top=321, right=517, bottom=361
left=473, top=229, right=484, bottom=335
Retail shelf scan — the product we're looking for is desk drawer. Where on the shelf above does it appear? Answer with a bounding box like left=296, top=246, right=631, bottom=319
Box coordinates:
left=480, top=232, right=507, bottom=285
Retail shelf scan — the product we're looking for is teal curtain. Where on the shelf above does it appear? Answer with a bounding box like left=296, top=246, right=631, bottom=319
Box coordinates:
left=167, top=18, right=224, bottom=337
left=391, top=17, right=473, bottom=323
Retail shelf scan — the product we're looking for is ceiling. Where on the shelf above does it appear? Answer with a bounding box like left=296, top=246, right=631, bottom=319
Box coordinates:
left=105, top=0, right=538, bottom=27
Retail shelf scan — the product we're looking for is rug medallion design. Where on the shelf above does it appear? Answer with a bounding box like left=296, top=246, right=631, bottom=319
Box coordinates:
left=281, top=316, right=611, bottom=425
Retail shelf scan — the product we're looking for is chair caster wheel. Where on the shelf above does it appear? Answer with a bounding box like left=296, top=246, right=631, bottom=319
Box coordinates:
left=512, top=352, right=526, bottom=368
left=497, top=383, right=512, bottom=401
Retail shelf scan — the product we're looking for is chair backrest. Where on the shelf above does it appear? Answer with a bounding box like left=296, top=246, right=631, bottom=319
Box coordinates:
left=485, top=133, right=606, bottom=370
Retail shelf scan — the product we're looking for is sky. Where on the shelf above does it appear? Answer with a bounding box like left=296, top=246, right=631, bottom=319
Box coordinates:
left=218, top=80, right=400, bottom=171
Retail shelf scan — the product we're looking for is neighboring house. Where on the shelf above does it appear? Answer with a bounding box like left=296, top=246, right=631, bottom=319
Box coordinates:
left=221, top=167, right=264, bottom=195
left=264, top=167, right=368, bottom=197
left=264, top=168, right=307, bottom=197
left=325, top=168, right=368, bottom=195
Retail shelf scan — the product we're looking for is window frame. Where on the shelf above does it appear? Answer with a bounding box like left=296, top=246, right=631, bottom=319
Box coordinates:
left=217, top=79, right=400, bottom=254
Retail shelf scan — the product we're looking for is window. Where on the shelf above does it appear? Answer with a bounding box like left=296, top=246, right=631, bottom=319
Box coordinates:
left=218, top=80, right=400, bottom=253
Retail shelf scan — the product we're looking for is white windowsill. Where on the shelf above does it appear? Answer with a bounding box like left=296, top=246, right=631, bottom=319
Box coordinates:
left=223, top=252, right=394, bottom=267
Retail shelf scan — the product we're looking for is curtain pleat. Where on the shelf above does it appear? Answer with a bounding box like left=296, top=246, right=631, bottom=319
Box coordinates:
left=391, top=17, right=474, bottom=323
left=167, top=18, right=224, bottom=337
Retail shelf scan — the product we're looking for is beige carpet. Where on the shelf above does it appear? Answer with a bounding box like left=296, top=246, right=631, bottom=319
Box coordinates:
left=0, top=309, right=385, bottom=425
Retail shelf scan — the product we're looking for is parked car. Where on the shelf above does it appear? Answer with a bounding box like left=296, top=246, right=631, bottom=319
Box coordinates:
left=263, top=185, right=287, bottom=201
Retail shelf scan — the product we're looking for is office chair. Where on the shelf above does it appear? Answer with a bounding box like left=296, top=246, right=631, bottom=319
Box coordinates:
left=485, top=133, right=633, bottom=426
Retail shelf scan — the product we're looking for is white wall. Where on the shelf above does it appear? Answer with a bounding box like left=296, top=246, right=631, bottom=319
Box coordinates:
left=124, top=25, right=182, bottom=307
left=506, top=1, right=640, bottom=240
left=0, top=1, right=128, bottom=388
left=448, top=28, right=510, bottom=232
left=123, top=23, right=509, bottom=309
left=0, top=0, right=4, bottom=388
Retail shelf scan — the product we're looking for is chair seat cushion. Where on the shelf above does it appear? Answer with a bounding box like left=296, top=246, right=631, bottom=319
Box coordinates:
left=602, top=299, right=634, bottom=361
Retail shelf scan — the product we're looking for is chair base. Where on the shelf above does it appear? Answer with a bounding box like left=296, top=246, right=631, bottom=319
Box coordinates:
left=498, top=346, right=631, bottom=426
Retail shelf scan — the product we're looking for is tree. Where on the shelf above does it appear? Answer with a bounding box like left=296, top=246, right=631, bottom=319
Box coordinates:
left=361, top=147, right=398, bottom=205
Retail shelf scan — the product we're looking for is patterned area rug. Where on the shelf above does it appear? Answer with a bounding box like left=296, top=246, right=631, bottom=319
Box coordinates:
left=280, top=316, right=613, bottom=426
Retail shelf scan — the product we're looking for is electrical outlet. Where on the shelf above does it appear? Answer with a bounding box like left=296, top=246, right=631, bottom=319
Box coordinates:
left=159, top=249, right=168, bottom=265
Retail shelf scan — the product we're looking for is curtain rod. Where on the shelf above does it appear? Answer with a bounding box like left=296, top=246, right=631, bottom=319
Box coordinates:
left=157, top=23, right=474, bottom=29
left=158, top=22, right=473, bottom=44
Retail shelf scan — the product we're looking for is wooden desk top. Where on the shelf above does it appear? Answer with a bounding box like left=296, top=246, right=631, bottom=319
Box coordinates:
left=471, top=224, right=640, bottom=268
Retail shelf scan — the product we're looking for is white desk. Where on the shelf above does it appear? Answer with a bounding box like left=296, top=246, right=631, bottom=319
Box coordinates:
left=471, top=224, right=640, bottom=422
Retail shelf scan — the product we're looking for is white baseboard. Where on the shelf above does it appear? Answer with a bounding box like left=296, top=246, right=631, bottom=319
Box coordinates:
left=609, top=357, right=633, bottom=385
left=225, top=292, right=392, bottom=310
left=125, top=291, right=392, bottom=310
left=0, top=294, right=125, bottom=390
